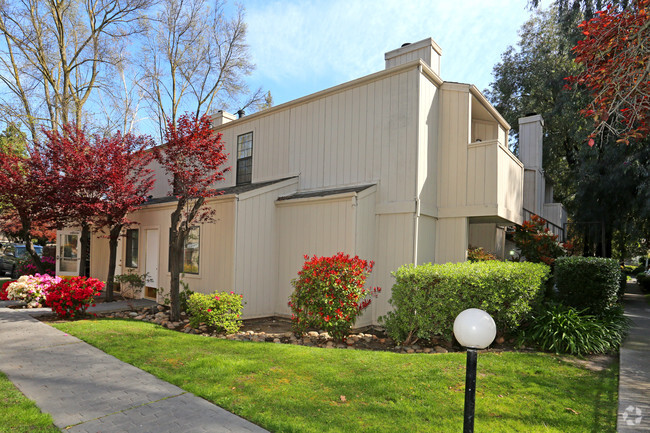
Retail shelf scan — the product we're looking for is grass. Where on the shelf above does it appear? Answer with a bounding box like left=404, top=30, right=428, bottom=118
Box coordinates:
left=52, top=319, right=618, bottom=433
left=0, top=372, right=59, bottom=433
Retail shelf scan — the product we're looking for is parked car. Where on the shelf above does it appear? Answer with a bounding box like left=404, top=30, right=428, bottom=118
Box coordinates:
left=0, top=243, right=43, bottom=278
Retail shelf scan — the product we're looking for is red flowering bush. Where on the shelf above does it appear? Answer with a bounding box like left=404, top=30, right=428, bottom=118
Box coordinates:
left=513, top=215, right=566, bottom=266
left=46, top=277, right=104, bottom=319
left=186, top=291, right=243, bottom=334
left=289, top=252, right=381, bottom=341
left=0, top=280, right=15, bottom=300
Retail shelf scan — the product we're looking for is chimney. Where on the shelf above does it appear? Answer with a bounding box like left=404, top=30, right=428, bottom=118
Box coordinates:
left=212, top=110, right=236, bottom=127
left=518, top=114, right=544, bottom=169
left=384, top=37, right=442, bottom=75
left=519, top=114, right=545, bottom=215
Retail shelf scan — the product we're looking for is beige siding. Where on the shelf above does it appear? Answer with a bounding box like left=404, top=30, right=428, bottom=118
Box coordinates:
left=276, top=196, right=357, bottom=315
left=471, top=120, right=497, bottom=142
left=90, top=232, right=110, bottom=282
left=466, top=140, right=498, bottom=207
left=435, top=217, right=468, bottom=264
left=353, top=188, right=378, bottom=327
left=110, top=199, right=236, bottom=301
left=371, top=213, right=415, bottom=321
left=497, top=145, right=524, bottom=224
left=438, top=84, right=471, bottom=210
left=148, top=158, right=172, bottom=199
left=418, top=73, right=439, bottom=211
left=234, top=180, right=298, bottom=318
left=469, top=223, right=505, bottom=258
left=215, top=68, right=420, bottom=206
left=416, top=215, right=436, bottom=265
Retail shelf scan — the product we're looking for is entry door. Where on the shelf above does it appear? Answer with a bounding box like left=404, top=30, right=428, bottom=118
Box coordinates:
left=145, top=229, right=159, bottom=299
left=56, top=228, right=81, bottom=276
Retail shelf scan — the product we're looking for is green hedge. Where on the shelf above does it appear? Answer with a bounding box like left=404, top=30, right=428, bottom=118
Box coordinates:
left=637, top=273, right=650, bottom=292
left=555, top=257, right=621, bottom=314
left=379, top=261, right=550, bottom=344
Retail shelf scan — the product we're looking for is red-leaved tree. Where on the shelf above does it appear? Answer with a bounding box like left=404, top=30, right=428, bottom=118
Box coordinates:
left=153, top=113, right=230, bottom=321
left=568, top=0, right=650, bottom=144
left=0, top=208, right=55, bottom=245
left=92, top=133, right=155, bottom=301
left=0, top=150, right=50, bottom=272
left=41, top=125, right=155, bottom=288
left=40, top=126, right=106, bottom=277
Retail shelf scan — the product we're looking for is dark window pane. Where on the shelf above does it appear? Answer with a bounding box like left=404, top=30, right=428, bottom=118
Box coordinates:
left=168, top=226, right=200, bottom=274
left=236, top=132, right=253, bottom=185
left=125, top=229, right=139, bottom=268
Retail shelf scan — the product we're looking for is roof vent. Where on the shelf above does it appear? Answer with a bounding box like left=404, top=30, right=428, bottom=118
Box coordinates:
left=401, top=42, right=411, bottom=47
left=237, top=109, right=245, bottom=119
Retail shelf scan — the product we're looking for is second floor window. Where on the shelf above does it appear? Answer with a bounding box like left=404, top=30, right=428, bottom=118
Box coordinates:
left=237, top=132, right=253, bottom=185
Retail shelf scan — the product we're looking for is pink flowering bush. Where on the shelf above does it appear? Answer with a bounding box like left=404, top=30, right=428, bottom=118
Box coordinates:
left=16, top=255, right=56, bottom=277
left=186, top=291, right=243, bottom=334
left=5, top=274, right=62, bottom=307
left=289, top=252, right=381, bottom=341
left=46, top=277, right=103, bottom=319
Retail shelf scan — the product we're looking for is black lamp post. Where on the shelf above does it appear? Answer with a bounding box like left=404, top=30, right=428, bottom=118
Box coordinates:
left=453, top=308, right=496, bottom=433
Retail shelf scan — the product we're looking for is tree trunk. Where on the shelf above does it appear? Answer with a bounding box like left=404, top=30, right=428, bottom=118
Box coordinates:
left=19, top=215, right=45, bottom=273
left=169, top=231, right=183, bottom=321
left=79, top=222, right=90, bottom=277
left=105, top=224, right=122, bottom=302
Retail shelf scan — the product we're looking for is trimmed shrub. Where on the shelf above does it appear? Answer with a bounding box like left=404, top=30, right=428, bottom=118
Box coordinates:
left=555, top=257, right=621, bottom=314
left=520, top=303, right=629, bottom=355
left=637, top=272, right=650, bottom=292
left=379, top=261, right=550, bottom=345
left=46, top=277, right=103, bottom=319
left=289, top=253, right=380, bottom=341
left=186, top=291, right=243, bottom=334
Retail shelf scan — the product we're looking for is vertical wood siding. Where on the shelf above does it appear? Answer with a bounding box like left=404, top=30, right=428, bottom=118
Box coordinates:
left=97, top=199, right=237, bottom=301
left=234, top=182, right=298, bottom=318
left=276, top=197, right=357, bottom=315
left=418, top=75, right=439, bottom=209
left=435, top=217, right=468, bottom=264
left=215, top=69, right=419, bottom=206
left=371, top=213, right=415, bottom=321
left=438, top=85, right=471, bottom=210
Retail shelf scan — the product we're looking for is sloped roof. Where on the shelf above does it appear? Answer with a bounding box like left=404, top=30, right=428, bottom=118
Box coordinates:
left=143, top=177, right=297, bottom=206
left=277, top=184, right=375, bottom=201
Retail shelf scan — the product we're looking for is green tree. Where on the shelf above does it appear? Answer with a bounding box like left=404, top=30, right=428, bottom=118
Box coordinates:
left=488, top=7, right=649, bottom=257
left=0, top=123, right=26, bottom=156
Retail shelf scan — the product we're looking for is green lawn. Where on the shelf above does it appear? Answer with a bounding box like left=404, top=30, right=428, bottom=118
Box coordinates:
left=52, top=319, right=618, bottom=433
left=0, top=372, right=59, bottom=433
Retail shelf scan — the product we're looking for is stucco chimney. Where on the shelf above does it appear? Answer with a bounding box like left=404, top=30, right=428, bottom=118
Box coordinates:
left=384, top=37, right=442, bottom=75
left=212, top=110, right=237, bottom=127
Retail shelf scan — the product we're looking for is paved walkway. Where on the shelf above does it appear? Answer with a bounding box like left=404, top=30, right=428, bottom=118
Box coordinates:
left=0, top=304, right=269, bottom=433
left=618, top=281, right=650, bottom=432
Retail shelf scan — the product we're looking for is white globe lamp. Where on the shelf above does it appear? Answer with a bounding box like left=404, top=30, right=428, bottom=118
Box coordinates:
left=453, top=308, right=497, bottom=433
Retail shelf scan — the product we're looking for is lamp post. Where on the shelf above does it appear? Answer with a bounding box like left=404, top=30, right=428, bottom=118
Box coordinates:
left=453, top=308, right=496, bottom=433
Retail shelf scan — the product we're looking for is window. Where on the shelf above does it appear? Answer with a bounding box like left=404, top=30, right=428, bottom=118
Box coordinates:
left=168, top=226, right=200, bottom=274
left=125, top=229, right=139, bottom=268
left=236, top=132, right=253, bottom=185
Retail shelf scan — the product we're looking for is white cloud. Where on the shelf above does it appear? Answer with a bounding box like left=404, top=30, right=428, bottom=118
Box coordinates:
left=242, top=0, right=532, bottom=104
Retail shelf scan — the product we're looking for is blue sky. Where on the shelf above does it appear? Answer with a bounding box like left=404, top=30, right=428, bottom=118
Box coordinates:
left=240, top=0, right=536, bottom=107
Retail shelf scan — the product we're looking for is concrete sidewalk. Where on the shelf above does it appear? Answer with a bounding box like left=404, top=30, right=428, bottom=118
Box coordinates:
left=618, top=281, right=650, bottom=432
left=0, top=307, right=269, bottom=433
